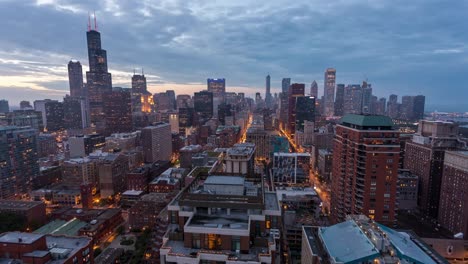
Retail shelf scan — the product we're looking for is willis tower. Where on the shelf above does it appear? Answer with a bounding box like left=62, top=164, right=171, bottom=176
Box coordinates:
left=86, top=14, right=112, bottom=132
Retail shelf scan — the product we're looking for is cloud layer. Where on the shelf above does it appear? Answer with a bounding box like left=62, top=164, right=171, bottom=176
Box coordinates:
left=0, top=0, right=467, bottom=111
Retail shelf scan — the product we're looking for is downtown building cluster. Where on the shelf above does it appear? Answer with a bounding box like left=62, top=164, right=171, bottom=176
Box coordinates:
left=0, top=18, right=467, bottom=264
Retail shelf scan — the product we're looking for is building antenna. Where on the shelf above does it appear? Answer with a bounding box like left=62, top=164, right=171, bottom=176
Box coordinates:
left=142, top=68, right=144, bottom=75
left=133, top=68, right=136, bottom=75
left=87, top=12, right=91, bottom=31
left=94, top=11, right=98, bottom=31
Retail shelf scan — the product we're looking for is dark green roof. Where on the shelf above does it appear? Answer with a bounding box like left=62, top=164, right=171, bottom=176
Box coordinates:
left=340, top=114, right=394, bottom=127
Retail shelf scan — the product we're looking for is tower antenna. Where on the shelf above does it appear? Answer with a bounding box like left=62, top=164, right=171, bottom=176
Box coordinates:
left=87, top=12, right=91, bottom=31
left=94, top=11, right=98, bottom=31
left=142, top=68, right=144, bottom=75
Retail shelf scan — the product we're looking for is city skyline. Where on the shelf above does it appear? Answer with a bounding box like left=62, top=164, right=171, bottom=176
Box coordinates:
left=0, top=1, right=468, bottom=112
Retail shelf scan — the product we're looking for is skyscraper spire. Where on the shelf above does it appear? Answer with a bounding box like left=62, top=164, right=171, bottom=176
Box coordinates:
left=94, top=11, right=98, bottom=31
left=88, top=12, right=91, bottom=31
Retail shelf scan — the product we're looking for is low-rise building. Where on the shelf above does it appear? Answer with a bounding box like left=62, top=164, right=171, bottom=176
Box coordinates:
left=301, top=215, right=447, bottom=264
left=0, top=200, right=46, bottom=226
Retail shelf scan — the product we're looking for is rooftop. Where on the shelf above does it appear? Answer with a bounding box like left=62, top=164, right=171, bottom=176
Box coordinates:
left=0, top=200, right=44, bottom=210
left=341, top=114, right=394, bottom=127
left=226, top=143, right=255, bottom=156
left=33, top=219, right=87, bottom=236
left=0, top=232, right=44, bottom=244
left=319, top=220, right=380, bottom=263
left=204, top=175, right=245, bottom=185
left=122, top=190, right=145, bottom=196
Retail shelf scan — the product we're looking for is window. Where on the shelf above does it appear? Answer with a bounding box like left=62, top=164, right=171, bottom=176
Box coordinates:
left=192, top=234, right=201, bottom=249
left=232, top=236, right=241, bottom=251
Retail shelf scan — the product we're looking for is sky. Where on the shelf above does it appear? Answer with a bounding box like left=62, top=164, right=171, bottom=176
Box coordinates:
left=0, top=0, right=467, bottom=112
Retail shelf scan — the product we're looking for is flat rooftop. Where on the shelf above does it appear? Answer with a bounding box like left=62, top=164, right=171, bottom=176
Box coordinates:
left=204, top=175, right=245, bottom=185
left=0, top=232, right=44, bottom=244
left=0, top=200, right=44, bottom=210
left=34, top=219, right=86, bottom=236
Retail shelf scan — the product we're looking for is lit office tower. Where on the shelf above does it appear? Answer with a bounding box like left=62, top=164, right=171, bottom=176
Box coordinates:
left=0, top=126, right=39, bottom=199
left=265, top=75, right=272, bottom=108
left=404, top=120, right=463, bottom=218
left=438, top=151, right=468, bottom=237
left=361, top=81, right=373, bottom=114
left=287, top=83, right=305, bottom=136
left=323, top=68, right=336, bottom=117
left=68, top=60, right=84, bottom=97
left=63, top=95, right=88, bottom=130
left=142, top=123, right=172, bottom=163
left=282, top=78, right=291, bottom=93
left=0, top=100, right=8, bottom=113
left=331, top=114, right=400, bottom=225
left=334, top=84, right=345, bottom=116
left=103, top=87, right=133, bottom=136
left=386, top=94, right=399, bottom=119
left=85, top=16, right=113, bottom=131
left=44, top=100, right=64, bottom=132
left=194, top=91, right=213, bottom=120
left=295, top=96, right=315, bottom=132
left=131, top=73, right=153, bottom=113
left=310, top=80, right=318, bottom=98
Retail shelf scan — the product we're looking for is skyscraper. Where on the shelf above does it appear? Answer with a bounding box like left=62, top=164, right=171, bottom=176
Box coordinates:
left=412, top=95, right=425, bottom=121
left=19, top=101, right=32, bottom=110
left=207, top=78, right=226, bottom=98
left=343, top=84, right=362, bottom=115
left=194, top=91, right=214, bottom=120
left=142, top=123, right=172, bottom=163
left=0, top=100, right=9, bottom=113
left=287, top=83, right=305, bottom=135
left=331, top=115, right=400, bottom=225
left=44, top=100, right=64, bottom=132
left=0, top=126, right=39, bottom=199
left=334, top=84, right=345, bottom=116
left=295, top=96, right=315, bottom=132
left=131, top=73, right=147, bottom=95
left=387, top=94, right=399, bottom=119
left=103, top=87, right=133, bottom=136
left=310, top=80, right=318, bottom=98
left=400, top=95, right=414, bottom=120
left=361, top=81, right=372, bottom=114
left=323, top=68, right=336, bottom=117
left=85, top=16, right=113, bottom=131
left=68, top=60, right=84, bottom=97
left=63, top=95, right=88, bottom=130
left=281, top=78, right=291, bottom=93
left=265, top=74, right=272, bottom=108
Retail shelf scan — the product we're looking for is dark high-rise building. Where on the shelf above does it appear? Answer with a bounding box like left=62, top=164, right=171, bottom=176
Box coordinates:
left=207, top=78, right=225, bottom=98
left=0, top=126, right=39, bottom=199
left=68, top=60, right=84, bottom=97
left=323, top=68, right=336, bottom=117
left=194, top=91, right=213, bottom=120
left=334, top=84, right=345, bottom=116
left=178, top=107, right=194, bottom=135
left=281, top=78, right=291, bottom=93
left=412, top=95, right=425, bottom=121
left=310, top=80, right=318, bottom=98
left=85, top=20, right=113, bottom=131
left=400, top=95, right=414, bottom=120
left=131, top=73, right=147, bottom=94
left=103, top=87, right=133, bottom=136
left=217, top=103, right=232, bottom=126
left=3, top=110, right=43, bottom=131
left=287, top=83, right=305, bottom=135
left=331, top=114, right=400, bottom=225
left=0, top=100, right=9, bottom=113
left=154, top=92, right=171, bottom=111
left=279, top=93, right=289, bottom=130
left=295, top=96, right=315, bottom=132
left=166, top=90, right=176, bottom=110
left=265, top=75, right=272, bottom=108
left=44, top=100, right=64, bottom=132
left=63, top=95, right=88, bottom=130
left=19, top=101, right=32, bottom=109
left=404, top=120, right=462, bottom=218
left=387, top=94, right=399, bottom=119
